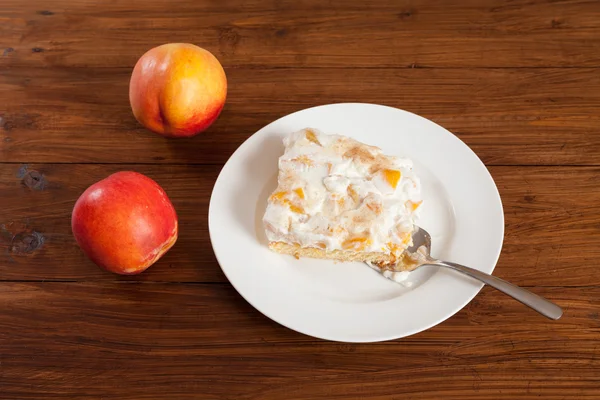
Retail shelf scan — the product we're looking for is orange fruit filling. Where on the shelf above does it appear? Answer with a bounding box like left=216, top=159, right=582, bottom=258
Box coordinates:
left=342, top=237, right=372, bottom=251
left=284, top=199, right=304, bottom=214
left=269, top=191, right=287, bottom=201
left=382, top=169, right=401, bottom=189
left=305, top=129, right=321, bottom=146
left=406, top=200, right=422, bottom=212
left=269, top=191, right=305, bottom=214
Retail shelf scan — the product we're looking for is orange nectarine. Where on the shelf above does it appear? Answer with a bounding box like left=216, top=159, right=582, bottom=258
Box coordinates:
left=129, top=43, right=227, bottom=138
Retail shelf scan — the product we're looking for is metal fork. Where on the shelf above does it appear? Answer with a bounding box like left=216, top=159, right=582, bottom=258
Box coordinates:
left=388, top=227, right=563, bottom=320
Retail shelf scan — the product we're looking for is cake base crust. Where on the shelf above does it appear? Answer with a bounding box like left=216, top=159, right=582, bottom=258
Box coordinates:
left=268, top=241, right=396, bottom=268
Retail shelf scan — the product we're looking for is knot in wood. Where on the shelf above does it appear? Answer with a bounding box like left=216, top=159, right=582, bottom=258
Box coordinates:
left=11, top=231, right=44, bottom=254
left=22, top=170, right=46, bottom=190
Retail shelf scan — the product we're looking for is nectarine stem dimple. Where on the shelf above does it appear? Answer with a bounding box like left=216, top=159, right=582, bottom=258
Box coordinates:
left=157, top=105, right=167, bottom=127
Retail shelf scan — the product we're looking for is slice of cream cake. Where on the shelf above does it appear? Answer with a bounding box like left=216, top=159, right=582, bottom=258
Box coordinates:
left=263, top=128, right=422, bottom=269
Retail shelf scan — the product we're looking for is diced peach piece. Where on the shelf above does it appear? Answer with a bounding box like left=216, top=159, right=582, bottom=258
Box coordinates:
left=305, top=129, right=321, bottom=146
left=342, top=237, right=372, bottom=251
left=282, top=199, right=304, bottom=214
left=382, top=169, right=401, bottom=189
left=269, top=191, right=287, bottom=202
left=406, top=200, right=422, bottom=212
left=269, top=191, right=304, bottom=214
left=293, top=188, right=305, bottom=199
left=288, top=204, right=304, bottom=214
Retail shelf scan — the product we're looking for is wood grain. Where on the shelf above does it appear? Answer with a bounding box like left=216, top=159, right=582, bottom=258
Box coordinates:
left=1, top=163, right=599, bottom=286
left=2, top=0, right=600, bottom=68
left=1, top=0, right=599, bottom=398
left=2, top=67, right=600, bottom=165
left=0, top=282, right=598, bottom=399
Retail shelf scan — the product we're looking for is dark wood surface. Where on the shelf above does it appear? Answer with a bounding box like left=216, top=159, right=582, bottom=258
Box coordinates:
left=1, top=0, right=599, bottom=398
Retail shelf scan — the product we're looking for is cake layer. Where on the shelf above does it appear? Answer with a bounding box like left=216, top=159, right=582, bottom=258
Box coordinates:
left=268, top=241, right=396, bottom=267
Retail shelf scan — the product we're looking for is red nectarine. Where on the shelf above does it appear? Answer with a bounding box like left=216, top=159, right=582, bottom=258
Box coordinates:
left=72, top=171, right=178, bottom=275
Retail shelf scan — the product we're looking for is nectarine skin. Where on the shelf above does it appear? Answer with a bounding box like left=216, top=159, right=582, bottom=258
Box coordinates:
left=129, top=43, right=227, bottom=138
left=72, top=171, right=178, bottom=275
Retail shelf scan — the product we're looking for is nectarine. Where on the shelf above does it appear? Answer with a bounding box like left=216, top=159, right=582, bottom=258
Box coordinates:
left=72, top=171, right=178, bottom=275
left=129, top=43, right=227, bottom=138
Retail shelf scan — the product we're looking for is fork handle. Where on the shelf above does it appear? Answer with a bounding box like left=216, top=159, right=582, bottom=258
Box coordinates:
left=437, top=261, right=563, bottom=320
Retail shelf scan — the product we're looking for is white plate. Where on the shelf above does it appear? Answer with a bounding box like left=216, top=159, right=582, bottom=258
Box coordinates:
left=209, top=103, right=504, bottom=342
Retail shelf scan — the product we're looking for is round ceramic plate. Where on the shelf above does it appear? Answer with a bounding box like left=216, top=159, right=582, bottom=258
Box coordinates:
left=209, top=103, right=504, bottom=342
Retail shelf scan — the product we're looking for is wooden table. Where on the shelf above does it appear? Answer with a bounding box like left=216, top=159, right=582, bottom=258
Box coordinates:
left=2, top=1, right=599, bottom=398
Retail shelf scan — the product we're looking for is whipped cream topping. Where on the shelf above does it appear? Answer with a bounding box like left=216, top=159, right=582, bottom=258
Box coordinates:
left=263, top=128, right=422, bottom=260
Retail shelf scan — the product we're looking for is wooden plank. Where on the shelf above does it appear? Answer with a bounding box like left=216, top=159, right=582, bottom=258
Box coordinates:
left=1, top=164, right=599, bottom=286
left=2, top=0, right=600, bottom=68
left=0, top=282, right=598, bottom=399
left=1, top=67, right=599, bottom=165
